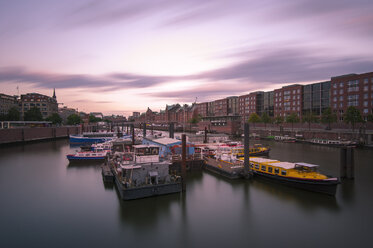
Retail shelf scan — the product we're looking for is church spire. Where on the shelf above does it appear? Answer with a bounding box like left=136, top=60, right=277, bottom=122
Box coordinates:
left=52, top=88, right=56, bottom=99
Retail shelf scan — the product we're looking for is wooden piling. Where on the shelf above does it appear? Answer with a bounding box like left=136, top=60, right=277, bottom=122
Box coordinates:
left=169, top=122, right=174, bottom=139
left=244, top=123, right=251, bottom=178
left=340, top=148, right=347, bottom=179
left=131, top=124, right=135, bottom=145
left=143, top=122, right=146, bottom=138
left=204, top=127, right=208, bottom=143
left=181, top=134, right=187, bottom=191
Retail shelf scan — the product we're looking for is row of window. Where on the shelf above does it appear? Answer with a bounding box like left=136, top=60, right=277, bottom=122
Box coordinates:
left=251, top=163, right=287, bottom=176
left=333, top=78, right=373, bottom=88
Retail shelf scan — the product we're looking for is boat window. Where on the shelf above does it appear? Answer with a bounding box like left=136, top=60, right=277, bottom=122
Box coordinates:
left=274, top=168, right=279, bottom=174
left=255, top=164, right=259, bottom=170
left=268, top=167, right=273, bottom=173
left=281, top=170, right=287, bottom=176
left=261, top=165, right=266, bottom=171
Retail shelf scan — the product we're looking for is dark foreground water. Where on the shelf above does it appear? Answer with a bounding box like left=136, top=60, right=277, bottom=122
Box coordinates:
left=0, top=139, right=372, bottom=248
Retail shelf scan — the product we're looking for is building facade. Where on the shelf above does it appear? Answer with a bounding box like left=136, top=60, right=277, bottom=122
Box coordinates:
left=0, top=93, right=19, bottom=117
left=196, top=102, right=208, bottom=117
left=20, top=92, right=58, bottom=119
left=331, top=72, right=373, bottom=121
left=302, top=81, right=331, bottom=116
left=274, top=85, right=303, bottom=118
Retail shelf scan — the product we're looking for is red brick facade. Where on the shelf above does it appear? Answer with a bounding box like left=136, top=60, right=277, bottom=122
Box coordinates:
left=274, top=85, right=303, bottom=118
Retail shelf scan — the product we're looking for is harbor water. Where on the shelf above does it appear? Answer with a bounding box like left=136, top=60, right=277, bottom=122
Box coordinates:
left=0, top=139, right=372, bottom=248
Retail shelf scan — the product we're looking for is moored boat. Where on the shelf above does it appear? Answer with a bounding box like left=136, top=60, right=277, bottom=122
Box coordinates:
left=248, top=157, right=339, bottom=195
left=67, top=148, right=108, bottom=162
left=274, top=135, right=296, bottom=143
left=306, top=138, right=357, bottom=147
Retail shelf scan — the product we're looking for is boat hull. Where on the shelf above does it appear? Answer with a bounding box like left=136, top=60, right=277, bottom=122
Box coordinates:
left=69, top=135, right=110, bottom=144
left=113, top=172, right=182, bottom=200
left=253, top=171, right=339, bottom=195
left=67, top=155, right=106, bottom=162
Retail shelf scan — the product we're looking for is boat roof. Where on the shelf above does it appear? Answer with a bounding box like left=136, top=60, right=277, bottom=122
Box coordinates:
left=250, top=157, right=279, bottom=163
left=133, top=144, right=159, bottom=148
left=121, top=165, right=142, bottom=170
left=271, top=162, right=295, bottom=170
left=295, top=162, right=319, bottom=168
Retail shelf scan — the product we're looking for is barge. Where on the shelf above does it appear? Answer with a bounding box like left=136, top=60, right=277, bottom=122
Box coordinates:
left=110, top=145, right=182, bottom=200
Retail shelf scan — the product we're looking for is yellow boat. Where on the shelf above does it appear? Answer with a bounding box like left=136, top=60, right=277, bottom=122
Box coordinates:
left=244, top=157, right=339, bottom=195
left=231, top=144, right=270, bottom=157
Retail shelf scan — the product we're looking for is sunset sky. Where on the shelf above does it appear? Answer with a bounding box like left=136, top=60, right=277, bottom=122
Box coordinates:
left=1, top=0, right=373, bottom=116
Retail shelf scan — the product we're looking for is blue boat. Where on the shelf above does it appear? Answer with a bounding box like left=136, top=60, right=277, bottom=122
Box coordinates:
left=67, top=149, right=108, bottom=162
left=69, top=132, right=131, bottom=144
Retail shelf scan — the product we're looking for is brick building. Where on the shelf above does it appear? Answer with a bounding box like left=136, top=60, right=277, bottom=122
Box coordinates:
left=20, top=91, right=58, bottom=119
left=274, top=84, right=303, bottom=118
left=196, top=102, right=208, bottom=117
left=239, top=92, right=264, bottom=124
left=331, top=72, right=373, bottom=121
left=0, top=93, right=19, bottom=117
left=59, top=106, right=77, bottom=124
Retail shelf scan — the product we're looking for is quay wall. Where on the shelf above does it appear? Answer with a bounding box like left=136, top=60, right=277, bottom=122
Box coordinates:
left=0, top=126, right=81, bottom=144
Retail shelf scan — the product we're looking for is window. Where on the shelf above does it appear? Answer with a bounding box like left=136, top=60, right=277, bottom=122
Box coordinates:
left=339, top=103, right=343, bottom=108
left=333, top=103, right=337, bottom=108
left=364, top=93, right=368, bottom=99
left=364, top=86, right=369, bottom=91
left=281, top=170, right=287, bottom=176
left=364, top=101, right=368, bottom=107
left=339, top=96, right=343, bottom=101
left=255, top=164, right=259, bottom=170
left=333, top=90, right=337, bottom=95
left=333, top=97, right=337, bottom=102
left=339, top=89, right=343, bottom=94
left=363, top=109, right=369, bottom=114
left=261, top=165, right=266, bottom=171
left=274, top=168, right=280, bottom=174
left=297, top=89, right=300, bottom=93
left=268, top=167, right=273, bottom=173
left=339, top=82, right=344, bottom=87
left=364, top=78, right=368, bottom=84
left=333, top=84, right=337, bottom=88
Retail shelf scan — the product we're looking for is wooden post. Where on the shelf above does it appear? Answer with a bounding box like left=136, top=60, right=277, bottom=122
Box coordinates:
left=244, top=123, right=251, bottom=178
left=143, top=122, right=146, bottom=138
left=204, top=126, right=208, bottom=143
left=131, top=124, right=135, bottom=145
left=340, top=148, right=347, bottom=179
left=169, top=122, right=174, bottom=138
left=346, top=147, right=354, bottom=179
left=182, top=134, right=187, bottom=191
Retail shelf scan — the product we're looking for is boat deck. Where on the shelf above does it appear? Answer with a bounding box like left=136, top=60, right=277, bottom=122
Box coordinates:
left=204, top=157, right=244, bottom=179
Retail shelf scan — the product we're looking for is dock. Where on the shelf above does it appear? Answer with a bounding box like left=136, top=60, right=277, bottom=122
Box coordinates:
left=204, top=157, right=244, bottom=179
left=101, top=164, right=114, bottom=183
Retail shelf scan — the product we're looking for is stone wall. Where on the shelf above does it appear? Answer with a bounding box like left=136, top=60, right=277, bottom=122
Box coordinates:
left=0, top=126, right=81, bottom=144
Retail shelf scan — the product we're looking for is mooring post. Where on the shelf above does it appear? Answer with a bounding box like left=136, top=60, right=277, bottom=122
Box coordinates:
left=182, top=134, right=187, bottom=191
left=204, top=126, right=208, bottom=143
left=346, top=147, right=355, bottom=179
left=143, top=122, right=146, bottom=138
left=169, top=122, right=174, bottom=138
left=131, top=124, right=135, bottom=145
left=340, top=147, right=347, bottom=179
left=244, top=123, right=251, bottom=178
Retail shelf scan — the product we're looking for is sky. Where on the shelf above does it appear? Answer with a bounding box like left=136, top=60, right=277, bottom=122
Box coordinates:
left=1, top=0, right=373, bottom=116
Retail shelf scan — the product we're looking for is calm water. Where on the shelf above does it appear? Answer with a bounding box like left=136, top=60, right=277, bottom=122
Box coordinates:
left=0, top=139, right=372, bottom=248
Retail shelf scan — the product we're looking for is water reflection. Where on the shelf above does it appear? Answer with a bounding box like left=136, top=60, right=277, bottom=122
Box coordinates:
left=252, top=177, right=340, bottom=212
left=116, top=187, right=181, bottom=229
left=340, top=179, right=355, bottom=204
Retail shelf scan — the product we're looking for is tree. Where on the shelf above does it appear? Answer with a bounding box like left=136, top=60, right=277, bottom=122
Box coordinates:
left=189, top=114, right=201, bottom=124
left=89, top=115, right=102, bottom=123
left=46, top=113, right=62, bottom=125
left=6, top=107, right=21, bottom=121
left=286, top=113, right=300, bottom=131
left=261, top=112, right=272, bottom=130
left=24, top=107, right=43, bottom=121
left=248, top=113, right=261, bottom=127
left=344, top=106, right=363, bottom=132
left=274, top=115, right=284, bottom=131
left=67, top=114, right=82, bottom=125
left=302, top=111, right=318, bottom=131
left=367, top=114, right=373, bottom=123
left=321, top=107, right=337, bottom=130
